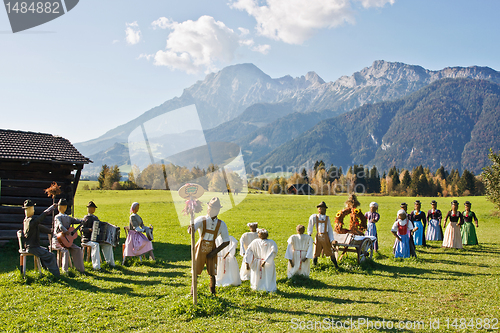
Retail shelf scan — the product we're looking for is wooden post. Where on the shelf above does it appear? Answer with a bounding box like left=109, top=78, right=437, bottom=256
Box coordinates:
left=190, top=205, right=197, bottom=305
left=178, top=183, right=204, bottom=306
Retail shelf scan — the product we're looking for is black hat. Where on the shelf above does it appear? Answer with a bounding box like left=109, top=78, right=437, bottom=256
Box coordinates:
left=22, top=199, right=35, bottom=209
left=451, top=200, right=459, bottom=205
left=431, top=200, right=437, bottom=205
left=58, top=198, right=69, bottom=206
left=86, top=201, right=97, bottom=208
left=316, top=201, right=328, bottom=209
left=400, top=202, right=407, bottom=207
left=414, top=200, right=421, bottom=204
left=464, top=201, right=471, bottom=206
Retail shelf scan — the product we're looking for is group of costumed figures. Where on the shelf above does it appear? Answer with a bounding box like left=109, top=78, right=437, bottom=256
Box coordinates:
left=21, top=198, right=155, bottom=277
left=391, top=199, right=479, bottom=258
left=21, top=193, right=479, bottom=294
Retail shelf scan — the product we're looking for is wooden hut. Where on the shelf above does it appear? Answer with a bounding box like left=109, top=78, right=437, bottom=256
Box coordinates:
left=0, top=129, right=91, bottom=245
left=287, top=183, right=314, bottom=195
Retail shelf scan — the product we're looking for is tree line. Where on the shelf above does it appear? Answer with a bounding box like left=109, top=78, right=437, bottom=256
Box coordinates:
left=248, top=160, right=485, bottom=197
left=90, top=163, right=244, bottom=193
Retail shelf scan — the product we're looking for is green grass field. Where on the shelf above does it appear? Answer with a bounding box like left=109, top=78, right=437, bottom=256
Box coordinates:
left=1, top=189, right=499, bottom=332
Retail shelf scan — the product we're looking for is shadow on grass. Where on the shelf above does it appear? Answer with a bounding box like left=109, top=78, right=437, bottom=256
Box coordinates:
left=276, top=289, right=383, bottom=305
left=120, top=241, right=192, bottom=263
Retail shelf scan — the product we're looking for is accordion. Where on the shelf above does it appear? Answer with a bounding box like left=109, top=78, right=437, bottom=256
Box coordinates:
left=90, top=221, right=120, bottom=247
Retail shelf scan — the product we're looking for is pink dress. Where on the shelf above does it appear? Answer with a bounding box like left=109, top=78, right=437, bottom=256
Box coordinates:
left=123, top=229, right=153, bottom=257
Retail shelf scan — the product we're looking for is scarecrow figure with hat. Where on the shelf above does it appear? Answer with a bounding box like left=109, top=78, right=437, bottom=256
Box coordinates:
left=22, top=200, right=60, bottom=276
left=81, top=201, right=115, bottom=270
left=239, top=222, right=259, bottom=281
left=307, top=201, right=339, bottom=268
left=442, top=200, right=464, bottom=249
left=426, top=200, right=443, bottom=241
left=461, top=201, right=479, bottom=245
left=334, top=194, right=367, bottom=236
left=409, top=200, right=427, bottom=246
left=52, top=198, right=86, bottom=273
left=188, top=197, right=230, bottom=295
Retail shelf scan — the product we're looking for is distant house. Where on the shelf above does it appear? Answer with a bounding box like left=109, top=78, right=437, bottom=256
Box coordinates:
left=287, top=183, right=314, bottom=195
left=0, top=129, right=91, bottom=244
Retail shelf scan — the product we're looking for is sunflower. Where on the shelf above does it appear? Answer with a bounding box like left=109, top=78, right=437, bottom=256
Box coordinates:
left=354, top=208, right=360, bottom=214
left=336, top=210, right=342, bottom=218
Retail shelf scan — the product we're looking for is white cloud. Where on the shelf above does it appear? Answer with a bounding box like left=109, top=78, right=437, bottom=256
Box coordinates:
left=152, top=15, right=240, bottom=74
left=231, top=0, right=395, bottom=44
left=239, top=39, right=255, bottom=46
left=112, top=40, right=119, bottom=44
left=357, top=0, right=395, bottom=8
left=152, top=17, right=173, bottom=30
left=238, top=27, right=250, bottom=35
left=138, top=54, right=154, bottom=60
left=252, top=44, right=271, bottom=54
left=125, top=21, right=141, bottom=45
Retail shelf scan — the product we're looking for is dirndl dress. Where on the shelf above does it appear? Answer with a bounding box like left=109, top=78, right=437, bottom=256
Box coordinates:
left=461, top=211, right=478, bottom=245
left=123, top=229, right=153, bottom=257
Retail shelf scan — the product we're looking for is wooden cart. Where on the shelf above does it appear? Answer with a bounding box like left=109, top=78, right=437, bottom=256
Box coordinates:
left=333, top=234, right=376, bottom=264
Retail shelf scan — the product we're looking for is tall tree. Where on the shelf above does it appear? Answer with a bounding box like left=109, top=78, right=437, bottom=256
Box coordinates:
left=401, top=170, right=412, bottom=190
left=483, top=149, right=500, bottom=210
left=97, top=164, right=109, bottom=189
left=458, top=169, right=476, bottom=195
left=368, top=166, right=381, bottom=193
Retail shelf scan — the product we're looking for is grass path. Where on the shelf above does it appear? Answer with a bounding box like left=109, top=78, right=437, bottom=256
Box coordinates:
left=0, top=190, right=499, bottom=332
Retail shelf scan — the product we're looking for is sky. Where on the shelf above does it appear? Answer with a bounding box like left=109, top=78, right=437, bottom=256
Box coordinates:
left=1, top=0, right=500, bottom=144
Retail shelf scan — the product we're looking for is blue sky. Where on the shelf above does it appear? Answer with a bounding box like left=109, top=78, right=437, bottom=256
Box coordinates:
left=1, top=0, right=499, bottom=144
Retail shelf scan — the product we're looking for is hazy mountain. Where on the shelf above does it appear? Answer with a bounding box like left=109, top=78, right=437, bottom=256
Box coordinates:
left=75, top=61, right=500, bottom=176
left=75, top=63, right=324, bottom=157
left=256, top=78, right=500, bottom=174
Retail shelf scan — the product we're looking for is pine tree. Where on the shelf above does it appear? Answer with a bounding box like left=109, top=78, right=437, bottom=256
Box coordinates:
left=391, top=168, right=400, bottom=189
left=458, top=169, right=475, bottom=195
left=401, top=170, right=412, bottom=189
left=98, top=164, right=109, bottom=189
left=368, top=166, right=381, bottom=193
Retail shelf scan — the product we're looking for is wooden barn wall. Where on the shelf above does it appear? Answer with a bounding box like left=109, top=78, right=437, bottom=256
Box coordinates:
left=0, top=161, right=81, bottom=242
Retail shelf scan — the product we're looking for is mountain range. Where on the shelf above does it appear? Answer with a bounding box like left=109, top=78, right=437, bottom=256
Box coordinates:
left=74, top=60, right=500, bottom=177
left=255, top=78, right=500, bottom=174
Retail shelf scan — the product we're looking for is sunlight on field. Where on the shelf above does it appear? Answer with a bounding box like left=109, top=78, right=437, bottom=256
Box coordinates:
left=1, top=189, right=499, bottom=332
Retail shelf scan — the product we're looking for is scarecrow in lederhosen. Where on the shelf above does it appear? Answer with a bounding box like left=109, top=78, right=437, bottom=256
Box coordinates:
left=307, top=201, right=339, bottom=268
left=188, top=197, right=230, bottom=295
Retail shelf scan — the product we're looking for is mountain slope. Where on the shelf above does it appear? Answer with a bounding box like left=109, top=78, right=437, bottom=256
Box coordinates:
left=257, top=78, right=500, bottom=174
left=75, top=61, right=500, bottom=175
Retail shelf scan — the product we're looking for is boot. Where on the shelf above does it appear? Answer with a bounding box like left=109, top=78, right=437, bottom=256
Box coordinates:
left=313, top=257, right=318, bottom=266
left=330, top=255, right=339, bottom=269
left=210, top=275, right=216, bottom=295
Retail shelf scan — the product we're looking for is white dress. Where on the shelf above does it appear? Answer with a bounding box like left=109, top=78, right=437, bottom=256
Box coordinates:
left=243, top=238, right=278, bottom=292
left=216, top=236, right=241, bottom=287
left=239, top=231, right=259, bottom=281
left=285, top=234, right=314, bottom=278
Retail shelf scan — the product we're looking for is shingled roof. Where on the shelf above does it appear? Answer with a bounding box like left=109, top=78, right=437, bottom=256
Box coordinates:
left=0, top=129, right=92, bottom=164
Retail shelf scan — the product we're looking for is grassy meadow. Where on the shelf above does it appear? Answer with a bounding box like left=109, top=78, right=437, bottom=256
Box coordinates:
left=0, top=185, right=499, bottom=332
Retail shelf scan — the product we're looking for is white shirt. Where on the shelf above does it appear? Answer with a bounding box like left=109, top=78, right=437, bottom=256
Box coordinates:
left=391, top=219, right=414, bottom=233
left=307, top=214, right=334, bottom=241
left=191, top=215, right=230, bottom=242
left=239, top=231, right=259, bottom=256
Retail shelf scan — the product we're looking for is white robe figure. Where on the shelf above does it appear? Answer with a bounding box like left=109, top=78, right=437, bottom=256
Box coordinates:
left=243, top=238, right=278, bottom=292
left=285, top=234, right=314, bottom=278
left=216, top=235, right=241, bottom=287
left=239, top=231, right=259, bottom=281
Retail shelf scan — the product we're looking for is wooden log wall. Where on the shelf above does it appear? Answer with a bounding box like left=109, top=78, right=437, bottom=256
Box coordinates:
left=0, top=161, right=81, bottom=242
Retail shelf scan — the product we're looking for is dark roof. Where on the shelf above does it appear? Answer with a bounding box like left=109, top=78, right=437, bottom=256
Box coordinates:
left=0, top=129, right=92, bottom=164
left=288, top=183, right=314, bottom=193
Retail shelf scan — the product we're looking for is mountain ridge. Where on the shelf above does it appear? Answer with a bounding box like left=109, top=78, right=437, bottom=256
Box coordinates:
left=75, top=61, right=500, bottom=176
